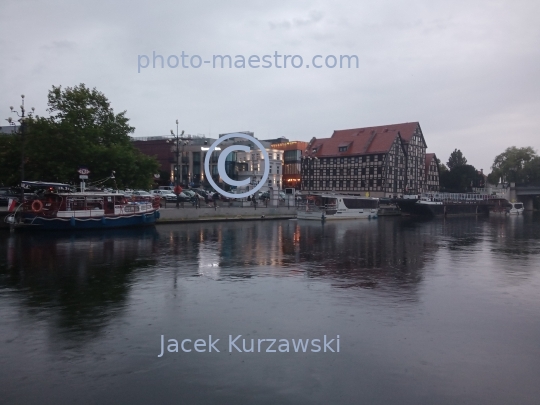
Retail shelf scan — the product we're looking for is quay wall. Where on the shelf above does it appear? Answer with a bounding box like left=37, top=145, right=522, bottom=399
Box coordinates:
left=157, top=206, right=297, bottom=223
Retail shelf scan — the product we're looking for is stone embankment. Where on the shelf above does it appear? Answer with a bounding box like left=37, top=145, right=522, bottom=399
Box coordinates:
left=157, top=205, right=297, bottom=224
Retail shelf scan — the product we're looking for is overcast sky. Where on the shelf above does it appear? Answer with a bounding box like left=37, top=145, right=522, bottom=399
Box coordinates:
left=1, top=0, right=539, bottom=171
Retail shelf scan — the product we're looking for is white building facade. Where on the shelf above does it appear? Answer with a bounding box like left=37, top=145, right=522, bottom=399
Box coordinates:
left=236, top=148, right=283, bottom=194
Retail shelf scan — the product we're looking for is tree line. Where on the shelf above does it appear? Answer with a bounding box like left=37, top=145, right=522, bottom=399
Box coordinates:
left=438, top=147, right=540, bottom=193
left=0, top=84, right=159, bottom=190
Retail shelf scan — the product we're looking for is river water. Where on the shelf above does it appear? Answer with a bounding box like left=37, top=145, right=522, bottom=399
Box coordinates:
left=1, top=215, right=540, bottom=405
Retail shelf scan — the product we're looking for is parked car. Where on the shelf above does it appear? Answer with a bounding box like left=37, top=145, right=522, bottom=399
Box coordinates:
left=132, top=190, right=152, bottom=196
left=158, top=186, right=175, bottom=192
left=192, top=188, right=209, bottom=199
left=161, top=191, right=190, bottom=202
left=183, top=189, right=204, bottom=204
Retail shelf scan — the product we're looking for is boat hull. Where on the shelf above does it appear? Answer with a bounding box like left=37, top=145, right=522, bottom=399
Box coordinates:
left=396, top=201, right=490, bottom=217
left=17, top=210, right=159, bottom=231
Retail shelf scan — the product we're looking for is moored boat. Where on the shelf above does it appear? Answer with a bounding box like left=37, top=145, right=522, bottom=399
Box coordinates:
left=297, top=194, right=378, bottom=220
left=506, top=202, right=524, bottom=215
left=5, top=182, right=160, bottom=231
left=395, top=192, right=505, bottom=217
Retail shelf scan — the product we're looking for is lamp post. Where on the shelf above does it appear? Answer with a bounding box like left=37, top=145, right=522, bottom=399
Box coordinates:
left=6, top=95, right=36, bottom=204
left=168, top=119, right=191, bottom=208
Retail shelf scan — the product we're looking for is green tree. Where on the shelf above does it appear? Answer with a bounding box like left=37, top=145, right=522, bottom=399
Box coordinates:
left=447, top=149, right=467, bottom=170
left=440, top=150, right=484, bottom=192
left=0, top=84, right=158, bottom=189
left=440, top=164, right=483, bottom=192
left=435, top=157, right=448, bottom=174
left=487, top=146, right=538, bottom=185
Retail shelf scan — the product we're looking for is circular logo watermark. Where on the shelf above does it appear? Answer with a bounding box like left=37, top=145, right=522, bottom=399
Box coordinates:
left=203, top=133, right=269, bottom=199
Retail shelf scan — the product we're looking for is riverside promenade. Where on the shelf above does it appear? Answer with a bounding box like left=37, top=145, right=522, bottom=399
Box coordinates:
left=157, top=203, right=297, bottom=224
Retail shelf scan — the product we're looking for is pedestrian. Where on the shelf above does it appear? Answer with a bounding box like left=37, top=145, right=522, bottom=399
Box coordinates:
left=212, top=192, right=219, bottom=208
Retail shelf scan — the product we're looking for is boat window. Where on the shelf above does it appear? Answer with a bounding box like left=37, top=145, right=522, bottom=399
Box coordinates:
left=342, top=198, right=378, bottom=209
left=515, top=203, right=523, bottom=209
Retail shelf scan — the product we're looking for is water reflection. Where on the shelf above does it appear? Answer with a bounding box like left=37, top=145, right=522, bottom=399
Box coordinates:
left=1, top=215, right=540, bottom=405
left=0, top=228, right=160, bottom=339
left=3, top=215, right=540, bottom=321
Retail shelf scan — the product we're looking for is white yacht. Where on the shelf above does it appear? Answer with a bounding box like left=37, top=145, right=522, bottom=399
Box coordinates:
left=297, top=194, right=379, bottom=220
left=506, top=202, right=524, bottom=215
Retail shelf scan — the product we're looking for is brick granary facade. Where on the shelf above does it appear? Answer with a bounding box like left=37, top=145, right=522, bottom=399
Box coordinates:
left=301, top=122, right=439, bottom=197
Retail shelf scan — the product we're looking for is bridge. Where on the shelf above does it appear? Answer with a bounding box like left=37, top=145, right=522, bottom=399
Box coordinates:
left=511, top=185, right=540, bottom=210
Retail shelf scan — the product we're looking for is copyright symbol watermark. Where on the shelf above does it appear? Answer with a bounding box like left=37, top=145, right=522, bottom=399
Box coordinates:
left=203, top=133, right=269, bottom=199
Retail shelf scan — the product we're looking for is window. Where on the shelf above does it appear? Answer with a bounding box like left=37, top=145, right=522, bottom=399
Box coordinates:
left=346, top=180, right=350, bottom=187
left=333, top=169, right=337, bottom=175
left=361, top=180, right=365, bottom=188
left=353, top=180, right=358, bottom=187
left=277, top=154, right=280, bottom=160
left=370, top=155, right=374, bottom=162
left=326, top=169, right=330, bottom=175
left=326, top=180, right=330, bottom=187
left=338, top=146, right=347, bottom=152
left=312, top=148, right=317, bottom=153
left=377, top=179, right=381, bottom=186
left=369, top=167, right=374, bottom=175
left=340, top=168, right=344, bottom=175
left=362, top=156, right=366, bottom=163
left=354, top=168, right=358, bottom=175
left=269, top=166, right=272, bottom=174
left=362, top=168, right=366, bottom=175
left=369, top=179, right=374, bottom=187
left=340, top=158, right=344, bottom=164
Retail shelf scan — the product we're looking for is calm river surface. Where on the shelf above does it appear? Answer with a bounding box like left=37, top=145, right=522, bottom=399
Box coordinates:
left=1, top=215, right=540, bottom=405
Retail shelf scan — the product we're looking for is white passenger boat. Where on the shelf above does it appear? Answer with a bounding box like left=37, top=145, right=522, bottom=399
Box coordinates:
left=297, top=194, right=378, bottom=220
left=506, top=202, right=524, bottom=215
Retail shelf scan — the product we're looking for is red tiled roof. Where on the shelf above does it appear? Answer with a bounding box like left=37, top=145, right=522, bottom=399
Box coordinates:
left=305, top=122, right=425, bottom=158
left=424, top=153, right=437, bottom=176
left=306, top=129, right=403, bottom=157
left=333, top=122, right=422, bottom=144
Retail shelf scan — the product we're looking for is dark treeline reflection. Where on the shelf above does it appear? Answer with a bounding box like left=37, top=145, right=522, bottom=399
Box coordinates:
left=0, top=228, right=160, bottom=338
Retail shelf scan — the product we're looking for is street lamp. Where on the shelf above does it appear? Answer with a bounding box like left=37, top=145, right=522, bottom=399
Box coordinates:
left=167, top=119, right=191, bottom=208
left=6, top=95, right=36, bottom=204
